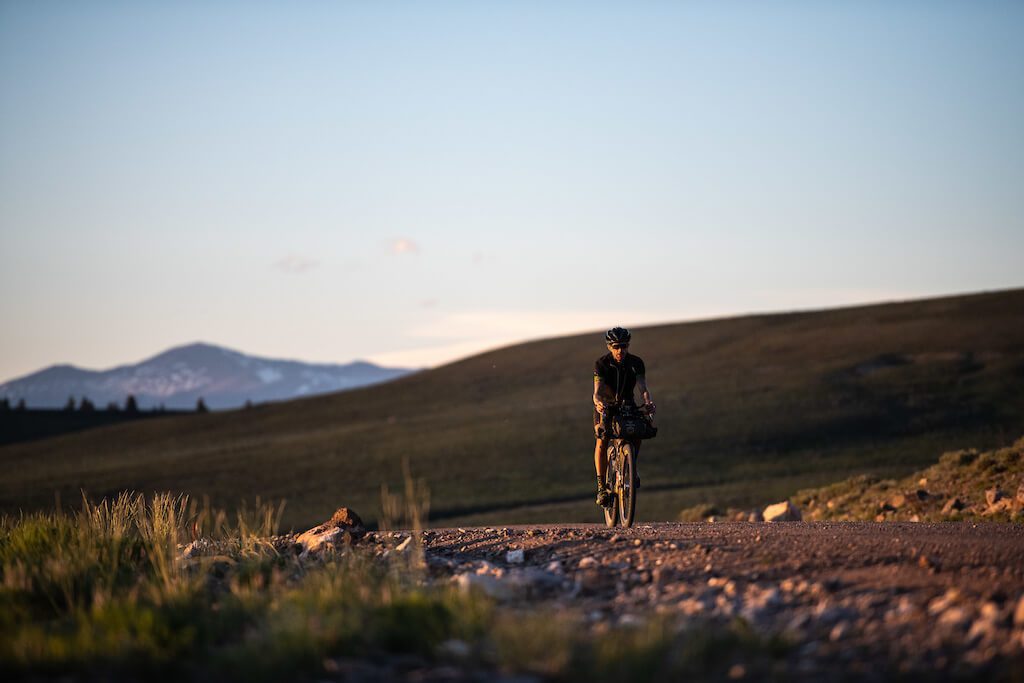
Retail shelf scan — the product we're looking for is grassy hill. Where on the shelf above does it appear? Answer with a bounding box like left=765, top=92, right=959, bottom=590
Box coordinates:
left=1, top=289, right=1022, bottom=529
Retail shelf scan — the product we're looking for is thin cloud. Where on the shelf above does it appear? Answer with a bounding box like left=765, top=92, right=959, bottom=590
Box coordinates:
left=274, top=254, right=320, bottom=273
left=391, top=238, right=420, bottom=255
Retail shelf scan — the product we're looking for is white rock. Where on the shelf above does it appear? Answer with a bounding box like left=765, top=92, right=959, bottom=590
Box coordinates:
left=506, top=549, right=525, bottom=564
left=618, top=614, right=644, bottom=628
left=453, top=573, right=514, bottom=601
left=395, top=536, right=413, bottom=552
left=763, top=500, right=802, bottom=522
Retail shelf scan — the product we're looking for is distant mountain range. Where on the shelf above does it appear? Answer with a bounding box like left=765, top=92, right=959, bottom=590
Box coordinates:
left=0, top=343, right=415, bottom=410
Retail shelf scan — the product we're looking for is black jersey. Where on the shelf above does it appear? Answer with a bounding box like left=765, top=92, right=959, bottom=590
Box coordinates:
left=593, top=353, right=646, bottom=403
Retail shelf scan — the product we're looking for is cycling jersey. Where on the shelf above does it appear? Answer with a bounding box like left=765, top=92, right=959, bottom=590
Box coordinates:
left=593, top=353, right=646, bottom=403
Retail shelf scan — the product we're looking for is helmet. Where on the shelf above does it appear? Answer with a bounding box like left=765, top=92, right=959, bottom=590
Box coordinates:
left=605, top=327, right=631, bottom=344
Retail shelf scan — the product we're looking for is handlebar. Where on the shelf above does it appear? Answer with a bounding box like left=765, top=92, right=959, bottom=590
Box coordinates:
left=597, top=401, right=653, bottom=416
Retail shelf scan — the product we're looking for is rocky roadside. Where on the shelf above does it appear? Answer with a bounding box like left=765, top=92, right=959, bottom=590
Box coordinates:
left=198, top=519, right=1024, bottom=681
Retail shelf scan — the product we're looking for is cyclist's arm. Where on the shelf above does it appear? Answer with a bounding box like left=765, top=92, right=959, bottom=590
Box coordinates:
left=593, top=377, right=604, bottom=409
left=637, top=376, right=653, bottom=405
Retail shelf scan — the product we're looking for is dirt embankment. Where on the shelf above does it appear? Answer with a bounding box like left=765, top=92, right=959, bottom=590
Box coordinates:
left=794, top=437, right=1024, bottom=522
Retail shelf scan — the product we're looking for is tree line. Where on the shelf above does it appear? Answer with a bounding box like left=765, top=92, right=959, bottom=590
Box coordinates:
left=0, top=395, right=210, bottom=413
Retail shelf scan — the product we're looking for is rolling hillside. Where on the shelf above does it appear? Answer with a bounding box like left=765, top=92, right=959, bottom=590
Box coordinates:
left=1, top=289, right=1022, bottom=529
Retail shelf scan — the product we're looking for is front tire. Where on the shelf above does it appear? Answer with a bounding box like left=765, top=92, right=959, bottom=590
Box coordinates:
left=603, top=443, right=619, bottom=528
left=618, top=442, right=637, bottom=528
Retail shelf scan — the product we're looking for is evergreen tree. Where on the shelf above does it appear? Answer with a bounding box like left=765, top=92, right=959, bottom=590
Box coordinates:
left=0, top=398, right=9, bottom=411
left=78, top=397, right=95, bottom=412
left=106, top=401, right=120, bottom=412
left=196, top=397, right=209, bottom=413
left=124, top=395, right=139, bottom=414
left=64, top=396, right=76, bottom=411
left=15, top=399, right=26, bottom=411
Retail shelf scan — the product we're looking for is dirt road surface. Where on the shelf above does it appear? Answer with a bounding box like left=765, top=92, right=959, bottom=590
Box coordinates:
left=380, top=521, right=1024, bottom=680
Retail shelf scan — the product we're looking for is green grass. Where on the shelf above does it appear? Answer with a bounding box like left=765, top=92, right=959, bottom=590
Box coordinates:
left=1, top=289, right=1023, bottom=529
left=0, top=494, right=790, bottom=681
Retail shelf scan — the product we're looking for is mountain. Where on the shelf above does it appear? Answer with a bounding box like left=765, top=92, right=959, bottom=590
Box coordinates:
left=0, top=289, right=1022, bottom=529
left=0, top=343, right=414, bottom=410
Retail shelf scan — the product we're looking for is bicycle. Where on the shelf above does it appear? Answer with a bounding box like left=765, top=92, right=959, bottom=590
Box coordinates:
left=598, top=402, right=654, bottom=528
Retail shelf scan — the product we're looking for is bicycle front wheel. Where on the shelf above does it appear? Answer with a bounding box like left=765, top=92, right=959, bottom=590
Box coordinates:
left=618, top=442, right=636, bottom=528
left=603, top=444, right=619, bottom=528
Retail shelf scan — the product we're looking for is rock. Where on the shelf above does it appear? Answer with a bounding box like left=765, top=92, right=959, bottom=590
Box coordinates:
left=501, top=568, right=564, bottom=596
left=545, top=560, right=563, bottom=574
left=677, top=597, right=707, bottom=616
left=986, top=488, right=1007, bottom=506
left=937, top=606, right=970, bottom=630
left=748, top=509, right=764, bottom=522
left=942, top=497, right=965, bottom=514
left=727, top=664, right=746, bottom=680
left=395, top=536, right=413, bottom=552
left=985, top=498, right=1014, bottom=515
left=1014, top=595, right=1024, bottom=627
left=763, top=500, right=802, bottom=522
left=295, top=507, right=365, bottom=556
left=475, top=561, right=504, bottom=577
left=889, top=493, right=907, bottom=509
left=181, top=538, right=216, bottom=559
left=578, top=556, right=599, bottom=569
left=829, top=620, right=852, bottom=641
left=928, top=589, right=961, bottom=615
left=437, top=639, right=471, bottom=659
left=575, top=568, right=605, bottom=593
left=967, top=617, right=999, bottom=645
left=506, top=549, right=525, bottom=564
left=454, top=573, right=515, bottom=601
left=618, top=613, right=644, bottom=628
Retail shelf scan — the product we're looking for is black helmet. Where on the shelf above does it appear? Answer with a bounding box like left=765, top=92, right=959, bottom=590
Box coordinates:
left=605, top=327, right=631, bottom=344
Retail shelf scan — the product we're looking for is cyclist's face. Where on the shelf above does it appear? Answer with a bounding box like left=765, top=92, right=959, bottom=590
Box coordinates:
left=608, top=343, right=628, bottom=361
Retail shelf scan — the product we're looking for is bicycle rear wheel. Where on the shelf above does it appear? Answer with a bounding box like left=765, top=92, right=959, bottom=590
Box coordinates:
left=603, top=444, right=619, bottom=528
left=618, top=442, right=636, bottom=528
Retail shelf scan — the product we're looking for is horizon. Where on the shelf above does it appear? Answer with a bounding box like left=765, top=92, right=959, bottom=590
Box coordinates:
left=2, top=285, right=1018, bottom=382
left=2, top=2, right=1022, bottom=380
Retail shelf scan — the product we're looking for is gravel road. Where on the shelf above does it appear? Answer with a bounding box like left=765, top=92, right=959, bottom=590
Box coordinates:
left=394, top=521, right=1024, bottom=680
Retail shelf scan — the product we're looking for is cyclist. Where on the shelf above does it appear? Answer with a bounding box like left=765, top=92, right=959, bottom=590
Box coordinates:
left=593, top=327, right=656, bottom=506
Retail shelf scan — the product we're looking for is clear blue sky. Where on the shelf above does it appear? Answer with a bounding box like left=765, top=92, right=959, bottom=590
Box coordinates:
left=1, top=1, right=1022, bottom=379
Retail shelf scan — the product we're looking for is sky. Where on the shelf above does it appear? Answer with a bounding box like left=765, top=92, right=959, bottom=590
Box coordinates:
left=1, top=1, right=1022, bottom=379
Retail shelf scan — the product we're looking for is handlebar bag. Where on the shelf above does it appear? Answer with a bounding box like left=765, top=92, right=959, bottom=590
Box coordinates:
left=611, top=414, right=658, bottom=440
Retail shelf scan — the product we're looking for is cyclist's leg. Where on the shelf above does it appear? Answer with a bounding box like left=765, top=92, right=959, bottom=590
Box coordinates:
left=594, top=409, right=611, bottom=503
left=594, top=437, right=610, bottom=479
